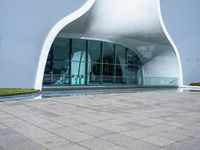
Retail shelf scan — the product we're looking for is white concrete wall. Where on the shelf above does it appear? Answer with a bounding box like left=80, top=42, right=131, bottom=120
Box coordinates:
left=161, top=0, right=200, bottom=85
left=0, top=0, right=86, bottom=89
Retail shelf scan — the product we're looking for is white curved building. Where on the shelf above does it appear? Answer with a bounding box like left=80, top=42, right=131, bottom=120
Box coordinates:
left=0, top=0, right=199, bottom=90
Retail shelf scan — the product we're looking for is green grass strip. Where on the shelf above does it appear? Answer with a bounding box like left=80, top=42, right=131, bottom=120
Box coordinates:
left=190, top=82, right=200, bottom=86
left=0, top=88, right=39, bottom=96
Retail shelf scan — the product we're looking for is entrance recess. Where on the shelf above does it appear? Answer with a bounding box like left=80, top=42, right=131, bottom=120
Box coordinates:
left=43, top=38, right=143, bottom=86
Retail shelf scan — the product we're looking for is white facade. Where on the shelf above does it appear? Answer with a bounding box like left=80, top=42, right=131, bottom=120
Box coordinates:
left=0, top=0, right=199, bottom=90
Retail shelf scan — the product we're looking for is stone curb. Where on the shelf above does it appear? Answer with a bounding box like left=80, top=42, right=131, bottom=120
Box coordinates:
left=0, top=91, right=42, bottom=102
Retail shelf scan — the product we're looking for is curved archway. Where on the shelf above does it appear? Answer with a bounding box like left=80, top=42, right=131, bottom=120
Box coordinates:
left=36, top=0, right=183, bottom=90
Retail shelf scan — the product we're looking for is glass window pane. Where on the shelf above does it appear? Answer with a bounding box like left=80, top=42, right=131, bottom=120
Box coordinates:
left=103, top=64, right=114, bottom=84
left=44, top=37, right=70, bottom=85
left=88, top=40, right=101, bottom=63
left=71, top=60, right=86, bottom=85
left=72, top=38, right=86, bottom=50
left=53, top=37, right=69, bottom=61
left=72, top=39, right=86, bottom=62
left=103, top=64, right=113, bottom=76
left=88, top=63, right=101, bottom=85
left=116, top=64, right=126, bottom=84
left=116, top=45, right=126, bottom=65
left=103, top=42, right=114, bottom=64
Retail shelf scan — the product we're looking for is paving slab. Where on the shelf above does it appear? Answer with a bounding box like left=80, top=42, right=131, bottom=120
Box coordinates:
left=51, top=126, right=93, bottom=142
left=142, top=135, right=176, bottom=146
left=49, top=143, right=89, bottom=150
left=79, top=137, right=115, bottom=150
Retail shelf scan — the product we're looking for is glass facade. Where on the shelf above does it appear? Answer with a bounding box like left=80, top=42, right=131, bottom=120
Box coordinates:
left=43, top=38, right=143, bottom=86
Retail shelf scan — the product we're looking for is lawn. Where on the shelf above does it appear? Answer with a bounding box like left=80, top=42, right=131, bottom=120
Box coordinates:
left=190, top=82, right=200, bottom=86
left=0, top=88, right=39, bottom=96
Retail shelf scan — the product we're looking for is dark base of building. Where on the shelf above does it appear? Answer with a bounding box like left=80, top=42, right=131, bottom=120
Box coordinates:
left=42, top=85, right=178, bottom=92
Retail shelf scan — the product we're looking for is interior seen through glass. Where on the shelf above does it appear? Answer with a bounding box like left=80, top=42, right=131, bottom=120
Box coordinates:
left=43, top=38, right=143, bottom=86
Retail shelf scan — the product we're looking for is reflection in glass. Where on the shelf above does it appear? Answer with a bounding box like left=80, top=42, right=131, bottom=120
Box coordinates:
left=43, top=38, right=143, bottom=86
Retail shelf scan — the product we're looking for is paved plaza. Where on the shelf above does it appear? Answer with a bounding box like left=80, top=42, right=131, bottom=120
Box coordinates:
left=0, top=92, right=200, bottom=150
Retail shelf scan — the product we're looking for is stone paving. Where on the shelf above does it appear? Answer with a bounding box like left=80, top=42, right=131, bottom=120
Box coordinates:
left=0, top=92, right=200, bottom=150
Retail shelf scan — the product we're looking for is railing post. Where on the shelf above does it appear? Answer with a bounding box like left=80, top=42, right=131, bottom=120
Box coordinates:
left=100, top=41, right=103, bottom=85
left=113, top=44, right=116, bottom=85
left=69, top=38, right=72, bottom=85
left=85, top=40, right=89, bottom=85
left=125, top=48, right=128, bottom=84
